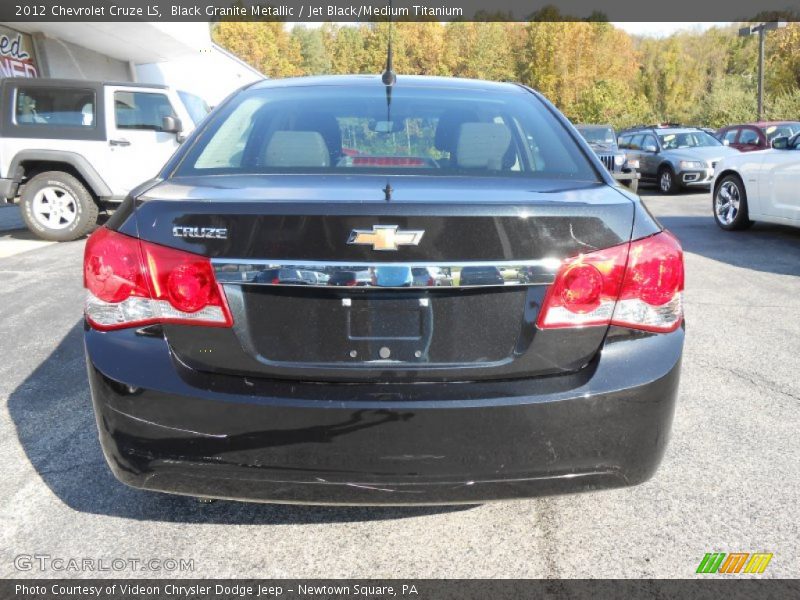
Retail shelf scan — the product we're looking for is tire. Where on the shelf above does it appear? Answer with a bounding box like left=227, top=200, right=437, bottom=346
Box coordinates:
left=623, top=178, right=639, bottom=194
left=20, top=171, right=98, bottom=241
left=657, top=166, right=678, bottom=195
left=713, top=174, right=754, bottom=231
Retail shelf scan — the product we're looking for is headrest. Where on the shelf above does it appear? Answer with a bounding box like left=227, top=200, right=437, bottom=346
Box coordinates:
left=434, top=110, right=480, bottom=152
left=456, top=123, right=512, bottom=170
left=301, top=113, right=342, bottom=163
left=263, top=131, right=330, bottom=168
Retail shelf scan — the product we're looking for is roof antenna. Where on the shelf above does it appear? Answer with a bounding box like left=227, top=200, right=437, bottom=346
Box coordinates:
left=381, top=0, right=396, bottom=87
left=381, top=1, right=395, bottom=202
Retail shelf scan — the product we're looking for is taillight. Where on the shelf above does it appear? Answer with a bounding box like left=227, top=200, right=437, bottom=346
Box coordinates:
left=611, top=231, right=684, bottom=333
left=537, top=231, right=683, bottom=333
left=84, top=227, right=232, bottom=330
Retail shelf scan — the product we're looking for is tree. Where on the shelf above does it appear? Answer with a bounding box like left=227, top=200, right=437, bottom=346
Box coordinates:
left=212, top=21, right=303, bottom=78
left=292, top=26, right=331, bottom=75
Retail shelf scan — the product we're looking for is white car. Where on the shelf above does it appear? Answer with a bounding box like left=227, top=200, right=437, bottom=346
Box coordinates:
left=712, top=133, right=800, bottom=230
left=0, top=77, right=209, bottom=241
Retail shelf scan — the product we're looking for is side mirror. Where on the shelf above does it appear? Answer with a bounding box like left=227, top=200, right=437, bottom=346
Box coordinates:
left=772, top=136, right=789, bottom=150
left=722, top=139, right=730, bottom=146
left=161, top=115, right=183, bottom=134
left=644, top=144, right=657, bottom=153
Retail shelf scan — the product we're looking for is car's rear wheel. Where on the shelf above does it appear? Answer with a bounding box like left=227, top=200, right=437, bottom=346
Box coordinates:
left=20, top=171, right=98, bottom=241
left=658, top=166, right=678, bottom=195
left=713, top=174, right=754, bottom=231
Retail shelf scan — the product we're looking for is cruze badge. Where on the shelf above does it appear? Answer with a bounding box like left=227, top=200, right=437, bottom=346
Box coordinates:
left=172, top=226, right=228, bottom=240
left=347, top=225, right=424, bottom=251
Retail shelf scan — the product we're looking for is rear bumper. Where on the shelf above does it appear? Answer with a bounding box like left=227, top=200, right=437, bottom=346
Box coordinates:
left=611, top=170, right=639, bottom=181
left=85, top=325, right=683, bottom=505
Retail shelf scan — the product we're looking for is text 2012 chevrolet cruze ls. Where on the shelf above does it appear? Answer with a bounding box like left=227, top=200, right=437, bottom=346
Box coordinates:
left=84, top=75, right=684, bottom=505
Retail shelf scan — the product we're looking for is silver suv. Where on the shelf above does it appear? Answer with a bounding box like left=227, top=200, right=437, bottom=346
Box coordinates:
left=619, top=126, right=739, bottom=194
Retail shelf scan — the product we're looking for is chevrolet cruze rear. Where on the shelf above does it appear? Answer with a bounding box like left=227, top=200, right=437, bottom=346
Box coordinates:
left=84, top=76, right=684, bottom=504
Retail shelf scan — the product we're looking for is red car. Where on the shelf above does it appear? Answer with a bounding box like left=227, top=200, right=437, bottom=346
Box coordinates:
left=717, top=121, right=800, bottom=152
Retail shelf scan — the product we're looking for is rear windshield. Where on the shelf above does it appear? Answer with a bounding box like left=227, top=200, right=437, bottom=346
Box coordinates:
left=175, top=84, right=598, bottom=181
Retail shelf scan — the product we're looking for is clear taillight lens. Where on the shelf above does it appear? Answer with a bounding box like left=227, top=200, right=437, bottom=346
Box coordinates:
left=537, top=231, right=684, bottom=333
left=84, top=227, right=232, bottom=330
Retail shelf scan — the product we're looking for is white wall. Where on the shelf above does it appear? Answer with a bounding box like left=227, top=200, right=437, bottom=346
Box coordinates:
left=136, top=45, right=263, bottom=107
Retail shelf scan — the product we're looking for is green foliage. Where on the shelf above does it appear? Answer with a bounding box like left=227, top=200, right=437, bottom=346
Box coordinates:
left=292, top=26, right=331, bottom=75
left=213, top=21, right=800, bottom=129
left=697, top=76, right=758, bottom=128
left=767, top=88, right=800, bottom=121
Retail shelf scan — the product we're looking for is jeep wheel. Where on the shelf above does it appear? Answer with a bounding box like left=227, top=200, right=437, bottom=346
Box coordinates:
left=658, top=166, right=678, bottom=195
left=21, top=171, right=99, bottom=241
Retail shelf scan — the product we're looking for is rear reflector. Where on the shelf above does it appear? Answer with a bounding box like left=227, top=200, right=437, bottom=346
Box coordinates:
left=537, top=231, right=683, bottom=333
left=84, top=227, right=232, bottom=330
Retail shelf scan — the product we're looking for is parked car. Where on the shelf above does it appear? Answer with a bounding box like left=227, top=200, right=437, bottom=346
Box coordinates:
left=712, top=132, right=800, bottom=230
left=458, top=265, right=505, bottom=286
left=411, top=266, right=452, bottom=286
left=253, top=268, right=308, bottom=285
left=574, top=124, right=640, bottom=193
left=619, top=125, right=739, bottom=194
left=716, top=121, right=800, bottom=152
left=83, top=75, right=684, bottom=505
left=327, top=269, right=372, bottom=286
left=373, top=265, right=413, bottom=287
left=299, top=269, right=329, bottom=285
left=0, top=77, right=209, bottom=241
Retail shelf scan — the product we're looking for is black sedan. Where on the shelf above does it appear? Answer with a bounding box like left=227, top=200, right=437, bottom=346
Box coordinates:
left=83, top=75, right=684, bottom=505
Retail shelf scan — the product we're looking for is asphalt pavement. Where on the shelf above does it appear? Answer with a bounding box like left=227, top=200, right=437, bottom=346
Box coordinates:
left=0, top=190, right=798, bottom=578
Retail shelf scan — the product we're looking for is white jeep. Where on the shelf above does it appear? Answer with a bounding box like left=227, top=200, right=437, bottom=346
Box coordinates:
left=0, top=77, right=209, bottom=240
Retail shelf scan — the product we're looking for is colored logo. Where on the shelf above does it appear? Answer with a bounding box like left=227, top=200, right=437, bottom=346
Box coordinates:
left=696, top=552, right=773, bottom=574
left=348, top=225, right=424, bottom=251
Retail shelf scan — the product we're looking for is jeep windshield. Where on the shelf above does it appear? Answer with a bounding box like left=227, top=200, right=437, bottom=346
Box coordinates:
left=576, top=125, right=615, bottom=145
left=175, top=84, right=599, bottom=181
left=658, top=131, right=722, bottom=149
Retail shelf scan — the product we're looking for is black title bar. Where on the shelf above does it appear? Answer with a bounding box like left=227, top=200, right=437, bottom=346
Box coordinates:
left=5, top=579, right=800, bottom=600
left=3, top=0, right=800, bottom=22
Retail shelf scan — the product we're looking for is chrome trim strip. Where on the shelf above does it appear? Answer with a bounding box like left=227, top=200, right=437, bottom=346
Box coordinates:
left=212, top=259, right=560, bottom=288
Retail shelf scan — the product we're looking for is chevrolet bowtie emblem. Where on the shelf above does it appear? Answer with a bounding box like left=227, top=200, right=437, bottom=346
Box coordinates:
left=347, top=225, right=424, bottom=251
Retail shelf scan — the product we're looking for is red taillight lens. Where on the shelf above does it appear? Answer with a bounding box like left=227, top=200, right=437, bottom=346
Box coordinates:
left=84, top=227, right=147, bottom=303
left=83, top=227, right=232, bottom=330
left=537, top=243, right=628, bottom=329
left=537, top=231, right=684, bottom=333
left=611, top=231, right=684, bottom=332
left=559, top=264, right=603, bottom=313
left=141, top=242, right=223, bottom=314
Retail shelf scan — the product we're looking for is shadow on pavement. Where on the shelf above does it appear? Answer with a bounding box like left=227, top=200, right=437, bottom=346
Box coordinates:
left=8, top=322, right=473, bottom=524
left=656, top=215, right=800, bottom=277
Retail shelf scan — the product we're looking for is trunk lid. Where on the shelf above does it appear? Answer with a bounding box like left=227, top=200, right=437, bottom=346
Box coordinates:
left=133, top=175, right=634, bottom=383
